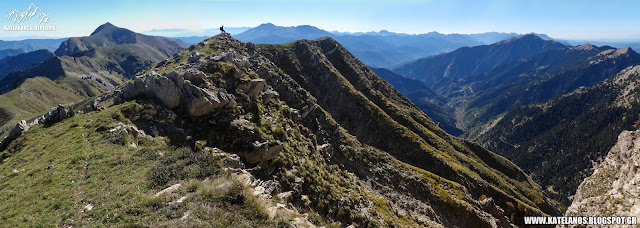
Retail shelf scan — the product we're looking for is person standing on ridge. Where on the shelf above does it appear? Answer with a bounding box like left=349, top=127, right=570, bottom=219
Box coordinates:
left=220, top=25, right=226, bottom=33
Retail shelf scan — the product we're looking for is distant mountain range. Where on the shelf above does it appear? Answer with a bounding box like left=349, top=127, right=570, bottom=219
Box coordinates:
left=0, top=49, right=54, bottom=80
left=0, top=38, right=66, bottom=60
left=232, top=23, right=547, bottom=67
left=392, top=34, right=567, bottom=88
left=0, top=22, right=185, bottom=128
left=142, top=27, right=251, bottom=37
left=387, top=33, right=640, bottom=210
left=154, top=23, right=549, bottom=68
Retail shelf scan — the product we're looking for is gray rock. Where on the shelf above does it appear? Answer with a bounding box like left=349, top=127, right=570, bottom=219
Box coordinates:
left=146, top=73, right=181, bottom=108
left=82, top=99, right=100, bottom=113
left=277, top=191, right=294, bottom=203
left=238, top=79, right=266, bottom=97
left=0, top=120, right=29, bottom=151
left=112, top=90, right=125, bottom=105
left=230, top=119, right=254, bottom=132
left=122, top=77, right=147, bottom=100
left=182, top=81, right=227, bottom=116
left=224, top=52, right=235, bottom=62
left=188, top=52, right=204, bottom=63
left=236, top=57, right=250, bottom=69
left=262, top=89, right=279, bottom=104
left=211, top=55, right=224, bottom=61
left=566, top=129, right=640, bottom=218
left=109, top=123, right=147, bottom=146
left=44, top=105, right=70, bottom=123
left=239, top=141, right=283, bottom=164
left=182, top=68, right=207, bottom=84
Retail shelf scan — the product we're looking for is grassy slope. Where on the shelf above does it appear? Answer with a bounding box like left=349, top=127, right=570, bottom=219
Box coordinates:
left=0, top=102, right=285, bottom=227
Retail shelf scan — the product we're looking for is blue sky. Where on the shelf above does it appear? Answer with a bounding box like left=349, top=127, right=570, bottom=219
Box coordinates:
left=1, top=0, right=639, bottom=40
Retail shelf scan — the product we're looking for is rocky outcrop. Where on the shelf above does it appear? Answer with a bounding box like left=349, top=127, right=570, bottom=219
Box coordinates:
left=115, top=69, right=236, bottom=116
left=0, top=120, right=29, bottom=151
left=43, top=104, right=74, bottom=124
left=146, top=72, right=182, bottom=108
left=238, top=78, right=266, bottom=97
left=566, top=129, right=640, bottom=217
left=182, top=80, right=233, bottom=116
left=238, top=141, right=284, bottom=164
left=109, top=122, right=148, bottom=147
left=122, top=77, right=147, bottom=100
left=0, top=104, right=76, bottom=151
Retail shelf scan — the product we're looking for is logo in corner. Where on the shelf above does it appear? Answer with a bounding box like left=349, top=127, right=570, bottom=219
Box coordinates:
left=4, top=3, right=56, bottom=31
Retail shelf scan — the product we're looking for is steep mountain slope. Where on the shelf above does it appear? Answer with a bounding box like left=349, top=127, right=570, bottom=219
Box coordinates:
left=0, top=33, right=558, bottom=227
left=565, top=129, right=640, bottom=219
left=0, top=49, right=54, bottom=80
left=372, top=67, right=462, bottom=136
left=252, top=35, right=559, bottom=224
left=458, top=45, right=640, bottom=129
left=55, top=22, right=185, bottom=57
left=473, top=65, right=640, bottom=209
left=391, top=34, right=567, bottom=87
left=0, top=49, right=25, bottom=61
left=388, top=35, right=640, bottom=135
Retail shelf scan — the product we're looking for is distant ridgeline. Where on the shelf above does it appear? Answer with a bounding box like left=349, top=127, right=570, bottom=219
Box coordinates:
left=0, top=22, right=185, bottom=130
left=389, top=33, right=640, bottom=210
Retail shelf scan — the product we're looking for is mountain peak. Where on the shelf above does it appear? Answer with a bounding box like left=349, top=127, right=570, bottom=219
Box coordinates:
left=257, top=23, right=276, bottom=28
left=90, top=22, right=122, bottom=36
left=499, top=33, right=543, bottom=44
left=55, top=23, right=184, bottom=57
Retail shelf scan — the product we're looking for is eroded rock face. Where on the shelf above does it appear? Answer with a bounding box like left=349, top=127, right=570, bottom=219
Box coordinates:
left=0, top=104, right=77, bottom=151
left=146, top=72, right=181, bottom=109
left=0, top=120, right=29, bottom=149
left=117, top=70, right=235, bottom=116
left=566, top=129, right=640, bottom=217
left=182, top=81, right=233, bottom=116
left=238, top=78, right=266, bottom=97
left=238, top=141, right=283, bottom=164
left=123, top=77, right=147, bottom=100
left=44, top=104, right=74, bottom=123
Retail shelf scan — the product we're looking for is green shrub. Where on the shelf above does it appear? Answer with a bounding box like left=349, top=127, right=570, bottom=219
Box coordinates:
left=147, top=147, right=220, bottom=189
left=186, top=180, right=200, bottom=192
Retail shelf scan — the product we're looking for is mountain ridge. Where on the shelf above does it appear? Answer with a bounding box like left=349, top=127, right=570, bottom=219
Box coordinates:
left=55, top=22, right=185, bottom=57
left=0, top=32, right=558, bottom=227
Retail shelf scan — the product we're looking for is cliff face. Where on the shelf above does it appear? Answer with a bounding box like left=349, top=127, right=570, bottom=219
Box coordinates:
left=566, top=129, right=640, bottom=217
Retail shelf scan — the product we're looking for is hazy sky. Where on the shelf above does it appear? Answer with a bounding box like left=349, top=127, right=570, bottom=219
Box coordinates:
left=1, top=0, right=639, bottom=40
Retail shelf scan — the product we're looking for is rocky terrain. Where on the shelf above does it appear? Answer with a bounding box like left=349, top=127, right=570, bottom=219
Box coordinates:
left=566, top=129, right=640, bottom=218
left=0, top=32, right=560, bottom=227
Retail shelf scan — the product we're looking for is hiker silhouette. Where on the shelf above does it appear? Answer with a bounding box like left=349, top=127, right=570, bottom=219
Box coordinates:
left=220, top=25, right=226, bottom=33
